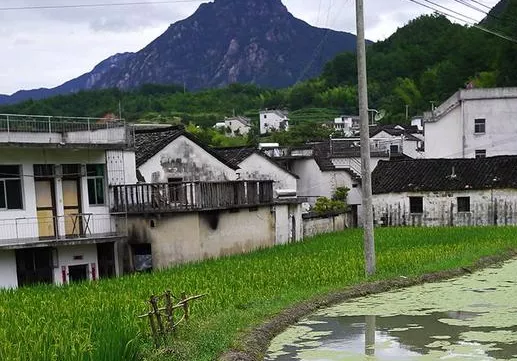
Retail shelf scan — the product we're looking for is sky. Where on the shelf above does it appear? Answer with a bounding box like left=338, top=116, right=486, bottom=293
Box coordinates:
left=0, top=0, right=500, bottom=95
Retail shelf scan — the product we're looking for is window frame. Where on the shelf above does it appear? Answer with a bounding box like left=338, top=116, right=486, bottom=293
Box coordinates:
left=457, top=196, right=471, bottom=212
left=475, top=149, right=486, bottom=159
left=86, top=164, right=106, bottom=206
left=0, top=165, right=23, bottom=210
left=474, top=118, right=486, bottom=134
left=409, top=196, right=423, bottom=214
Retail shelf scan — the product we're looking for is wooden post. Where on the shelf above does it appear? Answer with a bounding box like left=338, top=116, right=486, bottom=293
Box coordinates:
left=147, top=309, right=159, bottom=347
left=165, top=291, right=175, bottom=331
left=150, top=296, right=165, bottom=334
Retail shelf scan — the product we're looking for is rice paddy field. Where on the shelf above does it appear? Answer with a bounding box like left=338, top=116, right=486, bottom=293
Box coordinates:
left=1, top=227, right=517, bottom=361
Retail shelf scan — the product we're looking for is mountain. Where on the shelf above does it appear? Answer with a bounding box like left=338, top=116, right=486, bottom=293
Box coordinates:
left=0, top=0, right=359, bottom=105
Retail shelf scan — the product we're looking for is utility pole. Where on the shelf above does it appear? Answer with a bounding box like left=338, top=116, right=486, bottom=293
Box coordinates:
left=356, top=0, right=376, bottom=276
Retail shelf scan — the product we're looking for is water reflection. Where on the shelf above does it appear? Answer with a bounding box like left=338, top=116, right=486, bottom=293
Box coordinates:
left=266, top=260, right=517, bottom=361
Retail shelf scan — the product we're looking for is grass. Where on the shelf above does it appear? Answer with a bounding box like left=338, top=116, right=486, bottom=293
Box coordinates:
left=1, top=227, right=517, bottom=361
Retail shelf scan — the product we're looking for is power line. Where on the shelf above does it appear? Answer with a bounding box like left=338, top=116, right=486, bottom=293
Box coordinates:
left=466, top=0, right=493, bottom=10
left=0, top=0, right=202, bottom=12
left=406, top=0, right=517, bottom=44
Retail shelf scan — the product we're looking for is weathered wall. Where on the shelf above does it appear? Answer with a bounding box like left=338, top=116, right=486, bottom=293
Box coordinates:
left=373, top=188, right=517, bottom=227
left=125, top=205, right=277, bottom=269
left=302, top=213, right=349, bottom=238
left=0, top=250, right=18, bottom=289
left=238, top=153, right=297, bottom=191
left=137, top=135, right=236, bottom=183
left=425, top=107, right=463, bottom=158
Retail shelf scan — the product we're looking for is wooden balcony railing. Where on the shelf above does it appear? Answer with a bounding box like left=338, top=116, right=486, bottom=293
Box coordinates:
left=110, top=180, right=275, bottom=214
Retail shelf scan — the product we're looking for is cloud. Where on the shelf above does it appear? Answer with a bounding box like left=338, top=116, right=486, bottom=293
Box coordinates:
left=0, top=0, right=501, bottom=94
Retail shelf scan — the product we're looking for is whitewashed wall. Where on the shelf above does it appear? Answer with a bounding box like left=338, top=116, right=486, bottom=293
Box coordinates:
left=373, top=188, right=517, bottom=227
left=0, top=250, right=18, bottom=289
left=238, top=153, right=297, bottom=191
left=425, top=89, right=517, bottom=159
left=137, top=135, right=236, bottom=183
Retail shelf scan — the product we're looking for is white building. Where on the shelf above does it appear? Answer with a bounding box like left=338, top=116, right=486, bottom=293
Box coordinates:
left=0, top=114, right=136, bottom=289
left=372, top=156, right=517, bottom=227
left=369, top=124, right=424, bottom=159
left=424, top=88, right=517, bottom=159
left=217, top=116, right=251, bottom=137
left=213, top=147, right=298, bottom=192
left=333, top=115, right=360, bottom=135
left=259, top=109, right=289, bottom=134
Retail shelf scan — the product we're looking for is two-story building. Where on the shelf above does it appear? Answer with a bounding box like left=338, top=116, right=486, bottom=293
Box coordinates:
left=214, top=116, right=251, bottom=137
left=424, top=88, right=517, bottom=159
left=0, top=114, right=135, bottom=289
left=259, top=109, right=289, bottom=134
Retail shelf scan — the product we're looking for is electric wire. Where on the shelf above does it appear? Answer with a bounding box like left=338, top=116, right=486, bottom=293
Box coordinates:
left=0, top=0, right=203, bottom=11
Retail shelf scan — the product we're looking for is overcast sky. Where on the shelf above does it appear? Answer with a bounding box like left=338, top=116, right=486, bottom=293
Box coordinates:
left=0, top=0, right=499, bottom=94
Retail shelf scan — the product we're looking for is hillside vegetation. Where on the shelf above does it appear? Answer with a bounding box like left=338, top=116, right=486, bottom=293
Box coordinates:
left=1, top=8, right=516, bottom=128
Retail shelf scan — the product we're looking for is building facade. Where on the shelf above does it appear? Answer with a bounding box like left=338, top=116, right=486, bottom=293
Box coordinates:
left=259, top=109, right=289, bottom=134
left=372, top=156, right=517, bottom=227
left=424, top=88, right=517, bottom=159
left=0, top=114, right=135, bottom=289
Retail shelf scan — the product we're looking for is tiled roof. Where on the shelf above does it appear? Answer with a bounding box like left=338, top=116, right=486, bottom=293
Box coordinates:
left=372, top=156, right=517, bottom=194
left=212, top=147, right=256, bottom=168
left=370, top=124, right=421, bottom=137
left=134, top=126, right=238, bottom=169
left=225, top=116, right=251, bottom=126
left=213, top=146, right=300, bottom=179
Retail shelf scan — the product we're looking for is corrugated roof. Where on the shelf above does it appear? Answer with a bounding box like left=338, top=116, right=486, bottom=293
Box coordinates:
left=372, top=156, right=517, bottom=194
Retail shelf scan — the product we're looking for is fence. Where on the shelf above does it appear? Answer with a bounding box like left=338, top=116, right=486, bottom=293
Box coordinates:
left=0, top=213, right=120, bottom=247
left=111, top=180, right=275, bottom=213
left=138, top=291, right=206, bottom=346
left=0, top=113, right=131, bottom=146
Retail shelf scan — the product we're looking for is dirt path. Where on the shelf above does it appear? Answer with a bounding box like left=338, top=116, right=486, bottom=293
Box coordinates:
left=219, top=250, right=517, bottom=361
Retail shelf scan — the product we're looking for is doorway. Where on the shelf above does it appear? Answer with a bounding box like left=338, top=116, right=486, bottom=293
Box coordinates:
left=16, top=248, right=54, bottom=286
left=97, top=242, right=116, bottom=278
left=68, top=264, right=89, bottom=282
left=62, top=179, right=82, bottom=236
left=35, top=180, right=56, bottom=238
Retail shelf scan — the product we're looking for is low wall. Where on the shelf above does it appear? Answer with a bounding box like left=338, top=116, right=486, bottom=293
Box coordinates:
left=302, top=213, right=350, bottom=238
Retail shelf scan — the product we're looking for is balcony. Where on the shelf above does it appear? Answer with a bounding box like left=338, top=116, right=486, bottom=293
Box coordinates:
left=0, top=114, right=132, bottom=148
left=111, top=180, right=275, bottom=214
left=0, top=213, right=123, bottom=249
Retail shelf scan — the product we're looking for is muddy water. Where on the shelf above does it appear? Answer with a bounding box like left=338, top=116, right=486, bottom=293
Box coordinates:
left=266, top=260, right=517, bottom=360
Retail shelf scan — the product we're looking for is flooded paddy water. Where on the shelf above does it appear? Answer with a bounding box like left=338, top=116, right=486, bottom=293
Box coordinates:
left=266, top=260, right=517, bottom=360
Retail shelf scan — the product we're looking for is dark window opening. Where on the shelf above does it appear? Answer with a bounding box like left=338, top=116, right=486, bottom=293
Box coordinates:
left=389, top=144, right=399, bottom=154
left=0, top=165, right=23, bottom=210
left=68, top=264, right=89, bottom=283
left=132, top=244, right=152, bottom=272
left=16, top=248, right=54, bottom=287
left=457, top=197, right=471, bottom=212
left=409, top=196, right=423, bottom=213
left=474, top=118, right=486, bottom=134
left=34, top=164, right=54, bottom=178
left=87, top=164, right=105, bottom=205
left=475, top=149, right=486, bottom=159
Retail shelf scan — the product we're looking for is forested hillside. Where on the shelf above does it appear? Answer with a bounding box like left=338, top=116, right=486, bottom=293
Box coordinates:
left=2, top=6, right=516, bottom=127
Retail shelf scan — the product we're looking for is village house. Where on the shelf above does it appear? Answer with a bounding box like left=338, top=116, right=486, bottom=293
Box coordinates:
left=263, top=138, right=392, bottom=227
left=214, top=116, right=251, bottom=137
left=213, top=146, right=298, bottom=192
left=0, top=113, right=136, bottom=289
left=424, top=87, right=517, bottom=159
left=259, top=109, right=289, bottom=134
left=332, top=115, right=360, bottom=135
left=369, top=124, right=424, bottom=159
left=113, top=125, right=304, bottom=271
left=372, top=156, right=517, bottom=227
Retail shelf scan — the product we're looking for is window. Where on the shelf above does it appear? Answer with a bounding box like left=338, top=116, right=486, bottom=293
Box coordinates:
left=87, top=164, right=105, bottom=205
left=389, top=144, right=399, bottom=154
left=0, top=165, right=23, bottom=210
left=475, top=149, right=486, bottom=159
left=474, top=118, right=486, bottom=134
left=263, top=114, right=267, bottom=119
left=409, top=196, right=423, bottom=213
left=457, top=197, right=470, bottom=212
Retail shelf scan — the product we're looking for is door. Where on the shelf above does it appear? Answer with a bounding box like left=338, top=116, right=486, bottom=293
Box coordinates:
left=97, top=242, right=116, bottom=278
left=68, top=264, right=88, bottom=282
left=16, top=248, right=54, bottom=286
left=35, top=180, right=56, bottom=238
left=62, top=180, right=81, bottom=236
